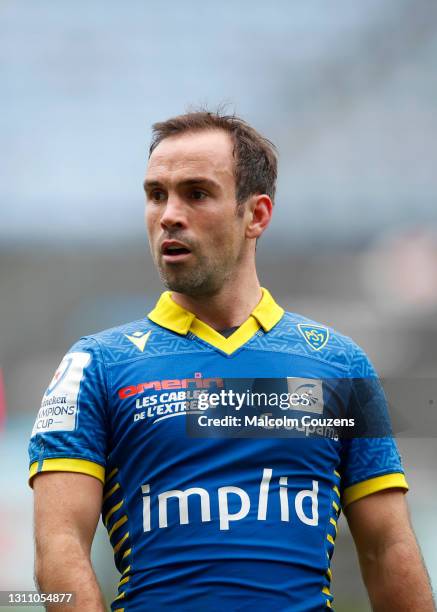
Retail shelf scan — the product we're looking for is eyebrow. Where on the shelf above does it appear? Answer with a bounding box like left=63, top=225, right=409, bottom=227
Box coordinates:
left=143, top=177, right=220, bottom=192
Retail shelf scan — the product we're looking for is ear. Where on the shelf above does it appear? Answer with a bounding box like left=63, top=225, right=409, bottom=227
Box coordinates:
left=245, top=194, right=273, bottom=239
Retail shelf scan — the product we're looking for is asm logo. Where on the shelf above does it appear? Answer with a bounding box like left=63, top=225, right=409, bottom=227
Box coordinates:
left=297, top=324, right=329, bottom=351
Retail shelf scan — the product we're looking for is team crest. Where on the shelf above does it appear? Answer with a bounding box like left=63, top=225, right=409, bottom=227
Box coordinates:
left=297, top=324, right=329, bottom=351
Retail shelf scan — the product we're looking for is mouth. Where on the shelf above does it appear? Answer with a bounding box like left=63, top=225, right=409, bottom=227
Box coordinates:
left=161, top=240, right=192, bottom=263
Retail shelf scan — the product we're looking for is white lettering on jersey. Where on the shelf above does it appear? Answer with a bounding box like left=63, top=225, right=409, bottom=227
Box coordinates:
left=158, top=487, right=211, bottom=529
left=141, top=470, right=320, bottom=532
left=218, top=486, right=250, bottom=530
left=279, top=476, right=289, bottom=521
left=31, top=351, right=91, bottom=437
left=295, top=480, right=319, bottom=526
left=257, top=467, right=272, bottom=520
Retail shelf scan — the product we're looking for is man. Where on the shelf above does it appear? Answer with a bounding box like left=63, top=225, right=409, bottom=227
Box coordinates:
left=29, top=111, right=434, bottom=611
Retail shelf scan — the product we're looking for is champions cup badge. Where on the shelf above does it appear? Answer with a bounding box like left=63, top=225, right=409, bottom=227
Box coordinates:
left=45, top=357, right=73, bottom=395
left=297, top=324, right=329, bottom=351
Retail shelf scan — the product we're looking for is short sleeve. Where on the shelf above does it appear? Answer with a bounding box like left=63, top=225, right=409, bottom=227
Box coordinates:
left=28, top=337, right=108, bottom=487
left=340, top=344, right=409, bottom=508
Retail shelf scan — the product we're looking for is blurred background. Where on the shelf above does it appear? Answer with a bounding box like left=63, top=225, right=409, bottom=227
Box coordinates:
left=1, top=0, right=436, bottom=609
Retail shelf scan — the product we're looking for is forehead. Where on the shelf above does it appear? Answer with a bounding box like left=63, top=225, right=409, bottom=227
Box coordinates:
left=146, top=130, right=234, bottom=181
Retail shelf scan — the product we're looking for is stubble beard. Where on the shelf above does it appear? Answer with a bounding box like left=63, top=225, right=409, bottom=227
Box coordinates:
left=157, top=249, right=237, bottom=298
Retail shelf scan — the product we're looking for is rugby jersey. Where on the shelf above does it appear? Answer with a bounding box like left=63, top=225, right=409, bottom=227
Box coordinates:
left=29, top=288, right=408, bottom=611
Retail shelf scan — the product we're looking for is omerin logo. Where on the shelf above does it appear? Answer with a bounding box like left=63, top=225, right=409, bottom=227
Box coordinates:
left=119, top=376, right=224, bottom=400
left=141, top=469, right=319, bottom=532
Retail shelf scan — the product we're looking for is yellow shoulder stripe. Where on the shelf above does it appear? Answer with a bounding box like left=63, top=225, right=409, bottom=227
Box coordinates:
left=342, top=472, right=408, bottom=508
left=29, top=458, right=105, bottom=487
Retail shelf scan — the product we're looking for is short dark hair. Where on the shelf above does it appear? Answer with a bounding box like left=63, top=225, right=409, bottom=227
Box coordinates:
left=149, top=109, right=278, bottom=207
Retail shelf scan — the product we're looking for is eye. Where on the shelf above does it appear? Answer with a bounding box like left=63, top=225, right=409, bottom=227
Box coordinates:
left=190, top=189, right=207, bottom=201
left=149, top=190, right=166, bottom=203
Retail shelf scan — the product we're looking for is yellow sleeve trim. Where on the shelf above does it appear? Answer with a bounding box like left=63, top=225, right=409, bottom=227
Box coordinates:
left=342, top=472, right=409, bottom=508
left=29, top=458, right=105, bottom=487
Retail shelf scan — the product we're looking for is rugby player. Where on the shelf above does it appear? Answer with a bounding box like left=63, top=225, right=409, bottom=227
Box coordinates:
left=29, top=111, right=435, bottom=611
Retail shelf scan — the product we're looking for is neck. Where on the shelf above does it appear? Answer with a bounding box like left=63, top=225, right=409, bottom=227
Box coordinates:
left=170, top=268, right=262, bottom=330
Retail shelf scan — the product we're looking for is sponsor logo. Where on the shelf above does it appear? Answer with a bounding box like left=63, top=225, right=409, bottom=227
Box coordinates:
left=31, top=352, right=91, bottom=436
left=133, top=389, right=206, bottom=424
left=141, top=469, right=319, bottom=532
left=297, top=324, right=329, bottom=351
left=125, top=330, right=152, bottom=352
left=287, top=378, right=324, bottom=414
left=119, top=376, right=225, bottom=425
left=119, top=376, right=224, bottom=399
left=122, top=377, right=325, bottom=428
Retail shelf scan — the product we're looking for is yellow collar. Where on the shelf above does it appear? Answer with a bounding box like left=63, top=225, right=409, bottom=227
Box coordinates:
left=147, top=287, right=284, bottom=355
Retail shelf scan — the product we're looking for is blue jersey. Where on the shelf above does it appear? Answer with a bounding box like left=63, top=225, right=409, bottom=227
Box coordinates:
left=28, top=288, right=408, bottom=611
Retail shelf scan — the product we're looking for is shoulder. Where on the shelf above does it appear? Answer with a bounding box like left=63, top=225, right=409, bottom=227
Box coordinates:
left=67, top=316, right=159, bottom=364
left=274, top=309, right=377, bottom=376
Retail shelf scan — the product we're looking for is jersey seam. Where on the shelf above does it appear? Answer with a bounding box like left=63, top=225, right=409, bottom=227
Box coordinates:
left=321, top=483, right=339, bottom=607
left=107, top=468, right=134, bottom=608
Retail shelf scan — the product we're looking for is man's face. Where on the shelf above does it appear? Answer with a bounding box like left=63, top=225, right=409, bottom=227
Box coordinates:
left=145, top=130, right=248, bottom=296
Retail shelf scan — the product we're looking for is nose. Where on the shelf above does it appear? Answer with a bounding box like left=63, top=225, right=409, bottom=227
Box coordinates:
left=160, top=195, right=188, bottom=231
